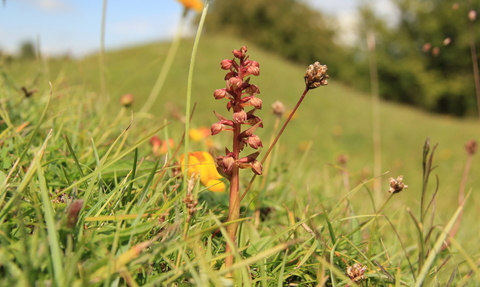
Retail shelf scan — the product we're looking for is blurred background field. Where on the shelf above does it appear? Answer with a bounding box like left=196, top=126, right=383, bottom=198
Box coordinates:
left=1, top=0, right=480, bottom=285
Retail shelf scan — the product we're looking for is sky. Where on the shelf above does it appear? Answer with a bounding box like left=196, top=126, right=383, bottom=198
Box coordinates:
left=0, top=0, right=397, bottom=58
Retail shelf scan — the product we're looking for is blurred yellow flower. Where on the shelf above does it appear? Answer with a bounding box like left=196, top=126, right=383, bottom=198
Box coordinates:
left=189, top=127, right=210, bottom=142
left=176, top=0, right=204, bottom=13
left=181, top=151, right=225, bottom=192
left=189, top=127, right=216, bottom=149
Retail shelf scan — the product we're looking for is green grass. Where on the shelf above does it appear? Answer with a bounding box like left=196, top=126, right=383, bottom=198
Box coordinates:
left=1, top=34, right=479, bottom=286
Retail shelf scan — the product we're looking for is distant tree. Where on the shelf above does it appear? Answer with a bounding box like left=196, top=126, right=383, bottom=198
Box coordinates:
left=19, top=41, right=36, bottom=59
left=354, top=0, right=480, bottom=116
left=203, top=0, right=351, bottom=78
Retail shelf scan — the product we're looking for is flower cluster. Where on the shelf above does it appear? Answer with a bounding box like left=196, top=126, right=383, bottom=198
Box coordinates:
left=211, top=46, right=263, bottom=177
left=304, top=61, right=329, bottom=90
left=346, top=263, right=367, bottom=283
left=388, top=175, right=408, bottom=194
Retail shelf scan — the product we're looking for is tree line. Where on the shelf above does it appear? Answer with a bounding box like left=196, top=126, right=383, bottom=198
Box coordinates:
left=203, top=0, right=480, bottom=117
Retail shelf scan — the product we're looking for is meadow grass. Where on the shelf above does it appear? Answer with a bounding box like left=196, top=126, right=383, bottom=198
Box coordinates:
left=1, top=32, right=479, bottom=286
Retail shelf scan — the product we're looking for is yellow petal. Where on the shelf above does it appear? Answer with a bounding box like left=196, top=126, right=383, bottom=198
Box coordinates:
left=176, top=0, right=204, bottom=13
left=204, top=179, right=226, bottom=192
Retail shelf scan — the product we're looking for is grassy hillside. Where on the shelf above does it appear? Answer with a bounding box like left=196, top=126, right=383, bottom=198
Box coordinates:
left=6, top=35, right=479, bottom=203
left=1, top=34, right=479, bottom=285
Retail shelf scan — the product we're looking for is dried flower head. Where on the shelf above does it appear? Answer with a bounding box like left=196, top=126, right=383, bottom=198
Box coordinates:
left=337, top=154, right=349, bottom=166
left=469, top=10, right=477, bottom=21
left=465, top=139, right=477, bottom=155
left=346, top=263, right=367, bottom=283
left=389, top=175, right=408, bottom=194
left=120, top=93, right=134, bottom=107
left=271, top=101, right=286, bottom=117
left=304, top=61, right=329, bottom=90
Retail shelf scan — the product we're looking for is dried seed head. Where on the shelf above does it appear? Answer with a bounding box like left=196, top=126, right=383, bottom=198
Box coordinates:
left=304, top=62, right=329, bottom=89
left=337, top=154, right=349, bottom=165
left=271, top=101, right=286, bottom=117
left=469, top=10, right=477, bottom=21
left=346, top=263, right=367, bottom=283
left=120, top=93, right=134, bottom=107
left=465, top=139, right=477, bottom=155
left=389, top=175, right=408, bottom=194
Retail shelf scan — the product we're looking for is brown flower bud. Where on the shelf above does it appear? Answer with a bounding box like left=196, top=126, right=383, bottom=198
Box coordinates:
left=233, top=110, right=247, bottom=123
left=222, top=156, right=235, bottom=172
left=304, top=62, right=329, bottom=90
left=247, top=135, right=263, bottom=149
left=432, top=47, right=440, bottom=56
left=465, top=139, right=477, bottom=155
left=272, top=101, right=286, bottom=117
left=246, top=65, right=260, bottom=76
left=249, top=96, right=262, bottom=109
left=214, top=88, right=227, bottom=100
left=211, top=122, right=223, bottom=135
left=221, top=59, right=234, bottom=70
left=388, top=175, right=408, bottom=194
left=227, top=77, right=242, bottom=91
left=232, top=46, right=247, bottom=58
left=452, top=3, right=459, bottom=10
left=66, top=200, right=84, bottom=228
left=120, top=93, right=134, bottom=107
left=224, top=71, right=237, bottom=80
left=251, top=160, right=263, bottom=175
left=245, top=84, right=260, bottom=95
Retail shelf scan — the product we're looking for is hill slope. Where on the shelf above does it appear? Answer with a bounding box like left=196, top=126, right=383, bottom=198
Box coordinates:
left=5, top=34, right=480, bottom=216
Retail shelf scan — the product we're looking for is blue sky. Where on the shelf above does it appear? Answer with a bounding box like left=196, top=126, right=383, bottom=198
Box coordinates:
left=0, top=0, right=395, bottom=57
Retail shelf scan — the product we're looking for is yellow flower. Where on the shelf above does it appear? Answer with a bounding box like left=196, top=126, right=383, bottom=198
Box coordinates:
left=189, top=127, right=216, bottom=149
left=181, top=152, right=225, bottom=192
left=176, top=0, right=204, bottom=13
left=189, top=127, right=211, bottom=142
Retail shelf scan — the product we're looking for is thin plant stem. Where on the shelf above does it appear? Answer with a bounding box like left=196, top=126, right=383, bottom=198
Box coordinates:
left=367, top=30, right=382, bottom=206
left=225, top=121, right=241, bottom=275
left=176, top=2, right=209, bottom=270
left=241, top=88, right=310, bottom=201
left=441, top=151, right=473, bottom=251
left=182, top=2, right=209, bottom=181
left=139, top=10, right=186, bottom=114
left=99, top=0, right=108, bottom=97
left=468, top=11, right=480, bottom=119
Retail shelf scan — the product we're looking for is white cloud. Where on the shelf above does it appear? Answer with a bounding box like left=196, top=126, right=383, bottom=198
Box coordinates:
left=21, top=0, right=73, bottom=12
left=112, top=20, right=152, bottom=36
